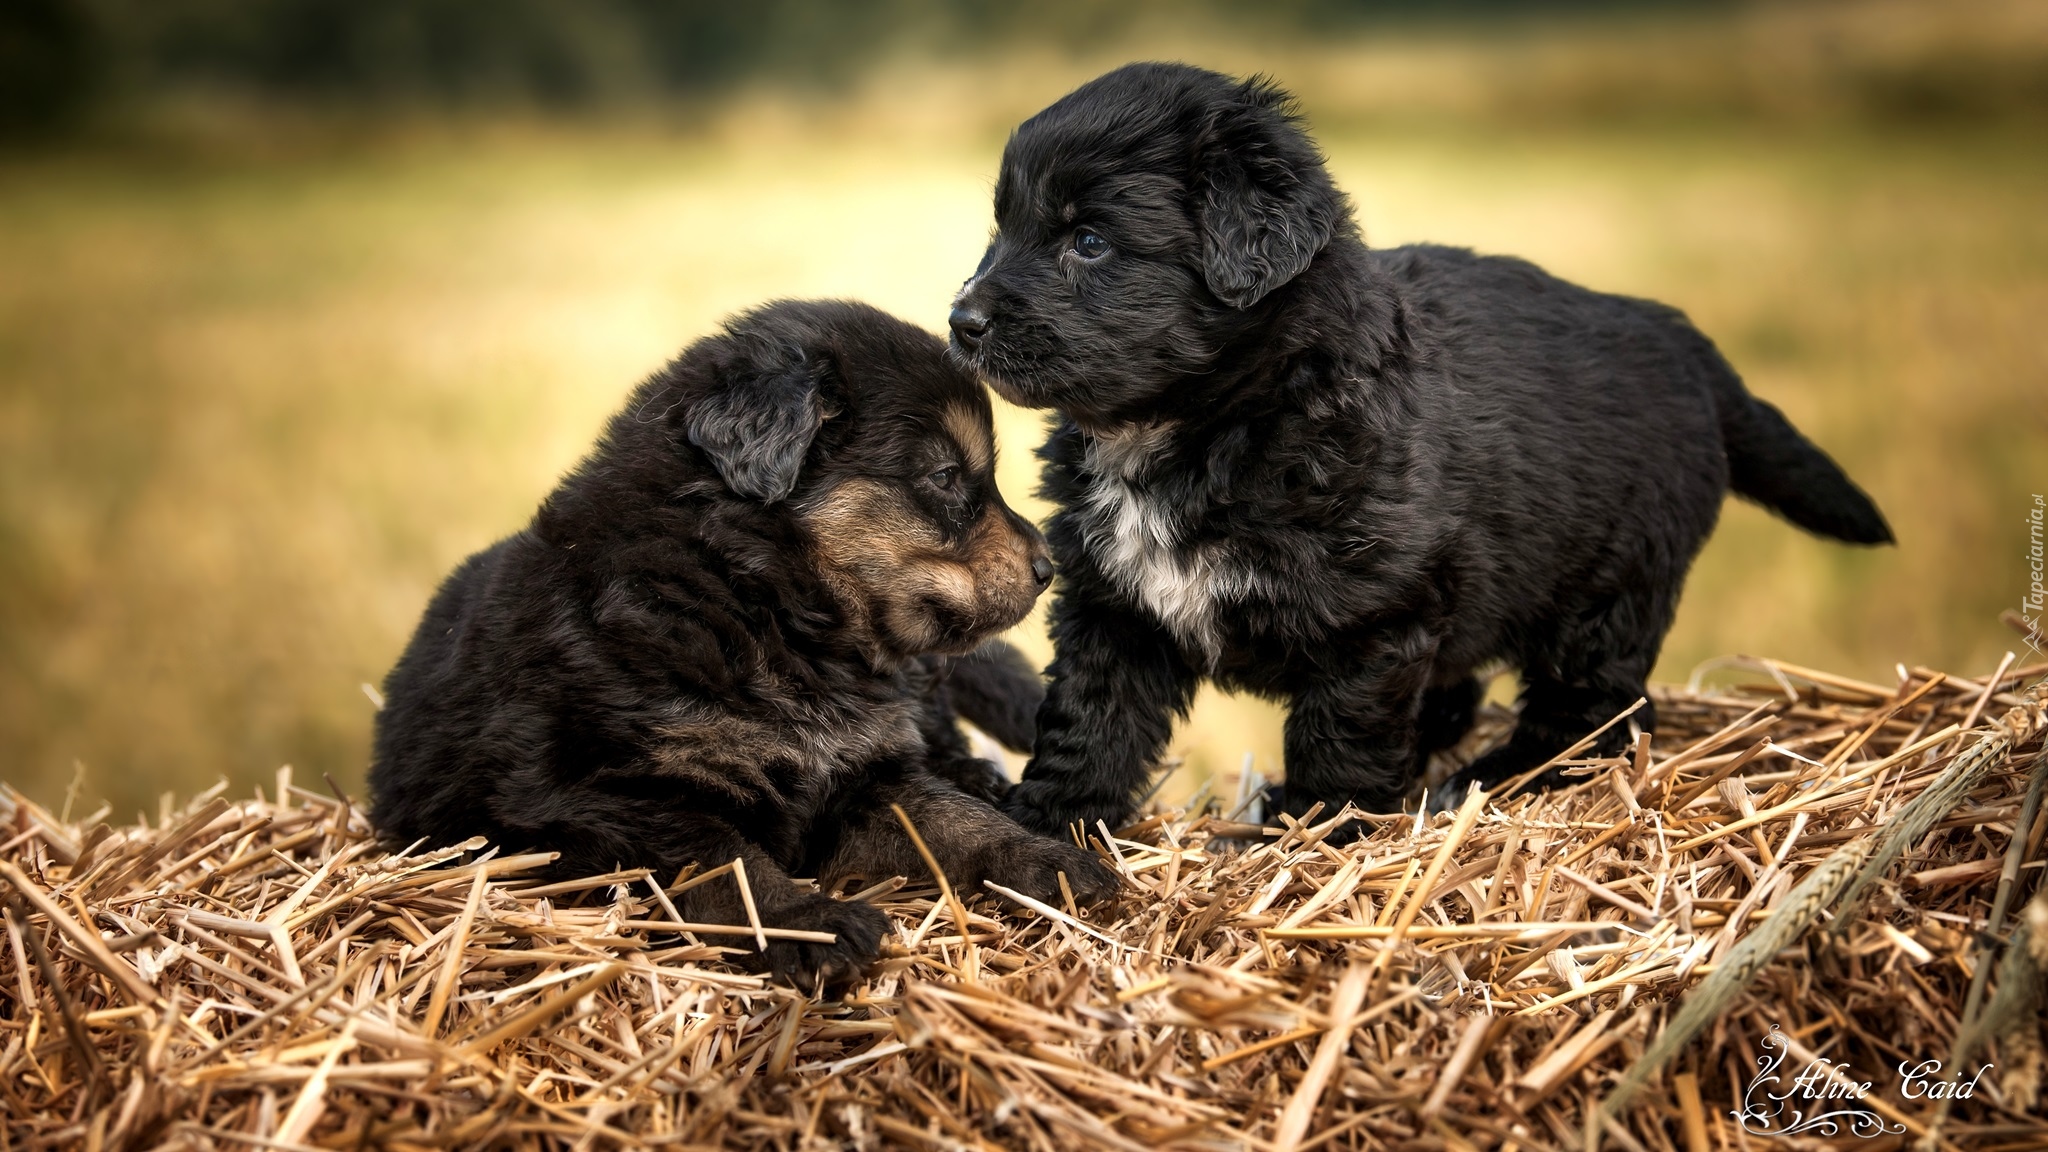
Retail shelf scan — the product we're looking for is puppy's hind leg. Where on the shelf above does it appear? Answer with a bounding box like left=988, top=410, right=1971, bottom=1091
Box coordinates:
left=1437, top=588, right=1670, bottom=809
left=1438, top=674, right=1652, bottom=807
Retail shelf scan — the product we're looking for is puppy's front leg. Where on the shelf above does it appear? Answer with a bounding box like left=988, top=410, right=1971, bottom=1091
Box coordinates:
left=913, top=684, right=1012, bottom=806
left=1279, top=630, right=1440, bottom=828
left=828, top=774, right=1121, bottom=909
left=1006, top=587, right=1197, bottom=837
left=554, top=804, right=889, bottom=989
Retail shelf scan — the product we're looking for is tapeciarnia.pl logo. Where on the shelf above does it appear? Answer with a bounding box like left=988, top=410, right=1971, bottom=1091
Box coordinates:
left=1732, top=1025, right=1991, bottom=1138
left=2023, top=494, right=2045, bottom=660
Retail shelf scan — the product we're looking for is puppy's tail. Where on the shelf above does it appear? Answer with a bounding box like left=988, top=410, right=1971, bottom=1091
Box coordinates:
left=1702, top=338, right=1894, bottom=546
left=944, top=640, right=1045, bottom=752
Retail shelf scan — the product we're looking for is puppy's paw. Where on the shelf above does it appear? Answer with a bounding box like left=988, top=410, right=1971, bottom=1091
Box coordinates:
left=986, top=837, right=1121, bottom=910
left=1000, top=779, right=1127, bottom=840
left=1426, top=777, right=1478, bottom=814
left=752, top=895, right=890, bottom=993
left=1434, top=753, right=1560, bottom=812
left=932, top=756, right=1011, bottom=807
left=1263, top=783, right=1373, bottom=845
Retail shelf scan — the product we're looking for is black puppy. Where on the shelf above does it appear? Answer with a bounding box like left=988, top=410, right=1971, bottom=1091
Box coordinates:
left=370, top=300, right=1117, bottom=988
left=948, top=63, right=1892, bottom=834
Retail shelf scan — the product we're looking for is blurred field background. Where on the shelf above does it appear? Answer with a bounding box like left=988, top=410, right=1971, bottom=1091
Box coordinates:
left=2, top=0, right=2044, bottom=817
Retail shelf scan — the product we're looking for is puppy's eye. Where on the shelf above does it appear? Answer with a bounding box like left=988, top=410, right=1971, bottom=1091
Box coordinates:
left=928, top=466, right=962, bottom=491
left=1072, top=230, right=1109, bottom=261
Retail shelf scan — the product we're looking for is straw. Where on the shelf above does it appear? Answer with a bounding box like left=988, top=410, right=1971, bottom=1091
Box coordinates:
left=0, top=658, right=2039, bottom=1150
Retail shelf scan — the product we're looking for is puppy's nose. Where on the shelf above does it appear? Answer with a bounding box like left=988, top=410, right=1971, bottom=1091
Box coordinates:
left=1030, top=555, right=1054, bottom=588
left=949, top=304, right=990, bottom=350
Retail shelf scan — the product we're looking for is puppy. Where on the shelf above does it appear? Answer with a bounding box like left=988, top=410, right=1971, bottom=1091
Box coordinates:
left=370, top=300, right=1117, bottom=988
left=948, top=63, right=1892, bottom=834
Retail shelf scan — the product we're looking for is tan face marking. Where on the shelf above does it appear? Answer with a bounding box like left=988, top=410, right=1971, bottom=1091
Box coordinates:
left=797, top=476, right=1043, bottom=661
left=800, top=478, right=946, bottom=577
left=941, top=404, right=995, bottom=475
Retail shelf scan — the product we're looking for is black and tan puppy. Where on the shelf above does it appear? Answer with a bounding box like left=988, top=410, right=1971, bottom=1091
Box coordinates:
left=370, top=300, right=1117, bottom=988
left=948, top=63, right=1893, bottom=835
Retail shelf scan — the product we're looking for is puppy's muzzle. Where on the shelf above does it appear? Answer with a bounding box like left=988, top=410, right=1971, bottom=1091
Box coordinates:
left=949, top=303, right=990, bottom=351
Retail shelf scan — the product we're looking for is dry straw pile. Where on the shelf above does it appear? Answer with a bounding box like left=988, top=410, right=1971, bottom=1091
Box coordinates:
left=3, top=657, right=2044, bottom=1151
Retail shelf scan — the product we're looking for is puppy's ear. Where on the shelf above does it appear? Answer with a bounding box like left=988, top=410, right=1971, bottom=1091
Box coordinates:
left=685, top=339, right=839, bottom=504
left=1194, top=77, right=1344, bottom=309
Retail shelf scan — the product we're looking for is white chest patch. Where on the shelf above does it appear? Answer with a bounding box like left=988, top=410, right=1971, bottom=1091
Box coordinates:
left=1077, top=424, right=1249, bottom=663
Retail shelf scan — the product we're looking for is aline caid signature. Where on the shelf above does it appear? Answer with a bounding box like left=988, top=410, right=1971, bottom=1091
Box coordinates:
left=1898, top=1059, right=1994, bottom=1101
left=1732, top=1025, right=1992, bottom=1138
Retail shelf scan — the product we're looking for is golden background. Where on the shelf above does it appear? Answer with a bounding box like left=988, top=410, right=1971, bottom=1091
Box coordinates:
left=3, top=0, right=2044, bottom=815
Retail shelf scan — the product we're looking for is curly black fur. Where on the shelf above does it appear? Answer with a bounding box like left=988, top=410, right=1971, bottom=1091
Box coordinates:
left=370, top=300, right=1116, bottom=989
left=948, top=63, right=1893, bottom=835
